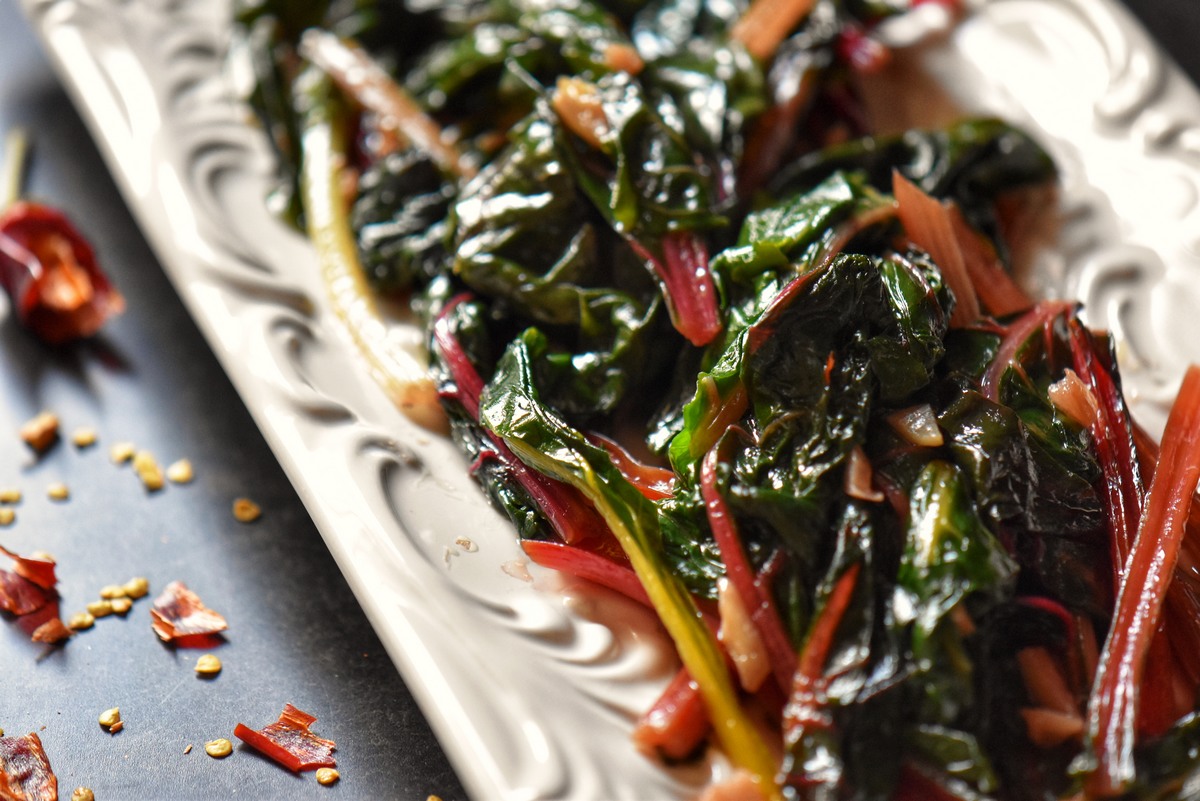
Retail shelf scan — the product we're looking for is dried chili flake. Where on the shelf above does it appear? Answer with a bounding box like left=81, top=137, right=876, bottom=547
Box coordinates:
left=149, top=581, right=227, bottom=644
left=233, top=704, right=336, bottom=772
left=0, top=571, right=52, bottom=616
left=0, top=732, right=58, bottom=801
left=29, top=618, right=71, bottom=644
left=0, top=546, right=56, bottom=591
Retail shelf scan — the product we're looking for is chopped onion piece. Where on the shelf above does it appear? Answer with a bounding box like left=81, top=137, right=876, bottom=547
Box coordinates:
left=886, top=404, right=943, bottom=447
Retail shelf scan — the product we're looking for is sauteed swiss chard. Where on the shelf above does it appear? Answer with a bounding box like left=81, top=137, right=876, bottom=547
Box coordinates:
left=234, top=0, right=1200, bottom=797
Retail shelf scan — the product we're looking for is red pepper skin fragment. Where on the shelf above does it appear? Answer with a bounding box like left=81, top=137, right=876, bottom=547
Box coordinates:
left=0, top=547, right=56, bottom=591
left=234, top=704, right=336, bottom=772
left=149, top=580, right=228, bottom=644
left=0, top=201, right=124, bottom=344
left=0, top=732, right=57, bottom=801
left=1087, top=365, right=1200, bottom=796
left=29, top=617, right=71, bottom=644
left=0, top=571, right=53, bottom=617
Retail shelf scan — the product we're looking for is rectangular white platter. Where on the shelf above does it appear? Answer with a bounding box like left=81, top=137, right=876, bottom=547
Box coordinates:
left=18, top=0, right=1200, bottom=797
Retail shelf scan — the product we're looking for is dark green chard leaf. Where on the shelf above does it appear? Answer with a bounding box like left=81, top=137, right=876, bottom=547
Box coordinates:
left=560, top=70, right=726, bottom=241
left=630, top=0, right=748, bottom=60
left=909, top=725, right=1002, bottom=796
left=404, top=0, right=639, bottom=151
left=895, top=460, right=1015, bottom=659
left=351, top=148, right=454, bottom=293
left=772, top=118, right=1058, bottom=262
left=663, top=172, right=889, bottom=467
left=554, top=71, right=728, bottom=345
left=479, top=327, right=780, bottom=784
left=234, top=0, right=444, bottom=223
left=451, top=108, right=668, bottom=419
left=640, top=39, right=767, bottom=206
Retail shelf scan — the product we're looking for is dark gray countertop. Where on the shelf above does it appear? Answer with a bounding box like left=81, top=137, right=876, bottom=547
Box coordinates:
left=0, top=2, right=466, bottom=799
left=0, top=1, right=1196, bottom=800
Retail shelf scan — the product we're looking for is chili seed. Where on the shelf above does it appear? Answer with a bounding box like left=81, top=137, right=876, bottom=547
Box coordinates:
left=316, top=768, right=340, bottom=786
left=166, top=459, right=194, bottom=484
left=86, top=600, right=114, bottom=618
left=110, top=442, right=135, bottom=464
left=204, top=738, right=232, bottom=758
left=70, top=788, right=95, bottom=801
left=72, top=427, right=98, bottom=448
left=194, top=654, right=222, bottom=677
left=46, top=483, right=69, bottom=501
left=123, top=577, right=149, bottom=599
left=184, top=744, right=193, bottom=755
left=99, top=584, right=126, bottom=600
left=232, top=498, right=261, bottom=523
left=67, top=612, right=95, bottom=631
left=19, top=411, right=59, bottom=452
left=109, top=597, right=132, bottom=615
left=0, top=509, right=13, bottom=526
left=0, top=488, right=21, bottom=503
left=98, top=707, right=121, bottom=730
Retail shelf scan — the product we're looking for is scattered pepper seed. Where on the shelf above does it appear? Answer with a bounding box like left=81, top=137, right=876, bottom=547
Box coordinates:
left=194, top=654, right=222, bottom=677
left=232, top=498, right=261, bottom=523
left=30, top=551, right=54, bottom=564
left=123, top=577, right=149, bottom=599
left=204, top=738, right=232, bottom=759
left=70, top=788, right=94, bottom=801
left=0, top=488, right=21, bottom=504
left=165, top=459, right=194, bottom=484
left=67, top=612, right=95, bottom=630
left=134, top=451, right=164, bottom=491
left=184, top=744, right=193, bottom=755
left=98, top=707, right=121, bottom=731
left=71, top=427, right=98, bottom=448
left=454, top=535, right=478, bottom=553
left=110, top=442, right=135, bottom=464
left=99, top=584, right=126, bottom=600
left=316, top=768, right=340, bottom=786
left=19, top=411, right=59, bottom=452
left=46, top=482, right=69, bottom=501
left=0, top=509, right=13, bottom=526
left=86, top=600, right=114, bottom=618
left=109, top=597, right=132, bottom=615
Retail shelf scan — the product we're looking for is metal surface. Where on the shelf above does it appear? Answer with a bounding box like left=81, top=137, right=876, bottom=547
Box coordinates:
left=0, top=2, right=466, bottom=799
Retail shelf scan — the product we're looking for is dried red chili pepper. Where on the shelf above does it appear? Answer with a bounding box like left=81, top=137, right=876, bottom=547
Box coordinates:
left=233, top=704, right=336, bottom=772
left=149, top=580, right=228, bottom=645
left=0, top=546, right=57, bottom=617
left=0, top=201, right=125, bottom=343
left=0, top=732, right=58, bottom=801
left=0, top=130, right=123, bottom=344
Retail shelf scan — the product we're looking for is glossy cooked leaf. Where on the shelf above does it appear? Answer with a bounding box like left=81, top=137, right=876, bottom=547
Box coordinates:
left=404, top=0, right=638, bottom=145
left=772, top=118, right=1058, bottom=262
left=894, top=460, right=1016, bottom=659
left=352, top=148, right=454, bottom=293
left=559, top=71, right=726, bottom=244
left=478, top=328, right=780, bottom=789
left=452, top=109, right=666, bottom=417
